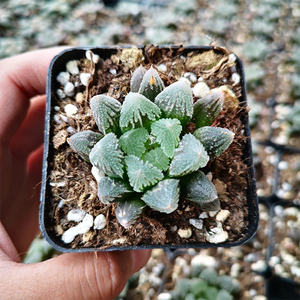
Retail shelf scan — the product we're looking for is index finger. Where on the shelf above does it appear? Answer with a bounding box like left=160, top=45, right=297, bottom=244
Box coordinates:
left=0, top=47, right=69, bottom=144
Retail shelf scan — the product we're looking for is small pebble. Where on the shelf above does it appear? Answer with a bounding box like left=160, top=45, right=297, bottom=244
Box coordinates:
left=62, top=226, right=79, bottom=244
left=93, top=214, right=106, bottom=230
left=264, top=146, right=275, bottom=154
left=230, top=263, right=241, bottom=278
left=66, top=60, right=79, bottom=74
left=205, top=222, right=228, bottom=244
left=251, top=260, right=267, bottom=272
left=64, top=82, right=75, bottom=97
left=149, top=274, right=162, bottom=287
left=282, top=182, right=292, bottom=191
left=191, top=254, right=218, bottom=269
left=198, top=76, right=204, bottom=82
left=76, top=214, right=94, bottom=234
left=57, top=199, right=65, bottom=209
left=274, top=264, right=284, bottom=275
left=109, top=68, right=117, bottom=75
left=253, top=296, right=267, bottom=300
left=178, top=228, right=192, bottom=238
left=91, top=166, right=105, bottom=182
left=269, top=256, right=280, bottom=267
left=178, top=77, right=191, bottom=85
left=228, top=53, right=237, bottom=62
left=76, top=92, right=84, bottom=104
left=67, top=209, right=86, bottom=222
left=193, top=82, right=210, bottom=98
left=59, top=114, right=69, bottom=123
left=291, top=266, right=300, bottom=278
left=157, top=63, right=167, bottom=72
left=49, top=180, right=66, bottom=187
left=281, top=252, right=295, bottom=265
left=54, top=106, right=60, bottom=112
left=274, top=205, right=284, bottom=216
left=64, top=103, right=78, bottom=117
left=283, top=207, right=299, bottom=217
left=216, top=210, right=230, bottom=222
left=157, top=293, right=172, bottom=300
left=231, top=72, right=240, bottom=84
left=189, top=219, right=203, bottom=230
left=56, top=89, right=66, bottom=99
left=80, top=73, right=91, bottom=86
left=85, top=50, right=100, bottom=63
left=57, top=72, right=70, bottom=86
left=184, top=72, right=197, bottom=83
left=199, top=212, right=208, bottom=219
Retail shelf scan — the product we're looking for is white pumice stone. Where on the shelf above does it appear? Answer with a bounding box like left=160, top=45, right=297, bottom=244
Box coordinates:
left=209, top=210, right=219, bottom=217
left=251, top=260, right=267, bottom=272
left=199, top=212, right=208, bottom=219
left=49, top=180, right=66, bottom=187
left=64, top=82, right=75, bottom=97
left=91, top=165, right=105, bottom=182
left=85, top=50, right=100, bottom=63
left=57, top=72, right=70, bottom=86
left=177, top=228, right=192, bottom=238
left=54, top=106, right=60, bottom=111
left=228, top=53, right=237, bottom=63
left=157, top=63, right=167, bottom=72
left=216, top=210, right=230, bottom=222
left=178, top=77, right=191, bottom=85
left=80, top=73, right=91, bottom=86
left=291, top=266, right=300, bottom=278
left=64, top=104, right=78, bottom=117
left=66, top=60, right=79, bottom=74
left=109, top=68, right=117, bottom=75
left=205, top=222, right=228, bottom=243
left=58, top=199, right=65, bottom=208
left=67, top=209, right=86, bottom=222
left=56, top=89, right=66, bottom=99
left=184, top=72, right=197, bottom=83
left=230, top=263, right=241, bottom=278
left=193, top=82, right=210, bottom=98
left=191, top=253, right=218, bottom=269
left=93, top=214, right=106, bottom=230
left=189, top=218, right=203, bottom=230
left=66, top=126, right=76, bottom=134
left=231, top=72, right=240, bottom=84
left=274, top=264, right=284, bottom=275
left=198, top=76, right=204, bottom=82
left=54, top=114, right=63, bottom=124
left=278, top=161, right=289, bottom=170
left=77, top=214, right=94, bottom=234
left=283, top=207, right=299, bottom=217
left=157, top=293, right=172, bottom=300
left=62, top=226, right=79, bottom=244
left=269, top=256, right=281, bottom=267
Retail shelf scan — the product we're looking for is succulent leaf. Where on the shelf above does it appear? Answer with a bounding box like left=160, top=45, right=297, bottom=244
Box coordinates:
left=89, top=133, right=124, bottom=178
left=119, top=128, right=149, bottom=158
left=142, top=179, right=180, bottom=213
left=119, top=92, right=161, bottom=132
left=130, top=65, right=147, bottom=92
left=142, top=148, right=170, bottom=171
left=169, top=134, right=209, bottom=177
left=67, top=130, right=103, bottom=162
left=151, top=118, right=182, bottom=158
left=138, top=65, right=165, bottom=101
left=193, top=91, right=224, bottom=128
left=90, top=94, right=121, bottom=135
left=155, top=80, right=193, bottom=126
left=97, top=177, right=133, bottom=205
left=116, top=198, right=146, bottom=229
left=194, top=126, right=235, bottom=158
left=181, top=171, right=220, bottom=211
left=125, top=155, right=164, bottom=192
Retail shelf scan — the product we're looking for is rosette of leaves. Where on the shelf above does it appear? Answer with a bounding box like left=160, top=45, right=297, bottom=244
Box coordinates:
left=67, top=65, right=235, bottom=228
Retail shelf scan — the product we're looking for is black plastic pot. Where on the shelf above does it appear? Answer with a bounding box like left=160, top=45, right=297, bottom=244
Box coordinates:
left=40, top=45, right=259, bottom=252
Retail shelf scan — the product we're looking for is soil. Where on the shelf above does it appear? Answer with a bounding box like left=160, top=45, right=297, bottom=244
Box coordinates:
left=45, top=45, right=254, bottom=250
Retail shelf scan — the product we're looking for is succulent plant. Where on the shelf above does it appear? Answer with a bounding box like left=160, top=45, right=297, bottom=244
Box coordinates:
left=68, top=66, right=235, bottom=228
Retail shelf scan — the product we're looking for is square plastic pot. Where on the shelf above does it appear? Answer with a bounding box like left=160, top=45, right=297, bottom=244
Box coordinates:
left=40, top=45, right=259, bottom=252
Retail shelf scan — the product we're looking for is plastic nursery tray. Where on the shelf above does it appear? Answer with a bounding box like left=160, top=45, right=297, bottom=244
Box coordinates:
left=39, top=45, right=259, bottom=252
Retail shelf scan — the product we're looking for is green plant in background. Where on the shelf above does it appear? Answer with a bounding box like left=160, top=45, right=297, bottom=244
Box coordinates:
left=171, top=269, right=240, bottom=300
left=68, top=65, right=235, bottom=228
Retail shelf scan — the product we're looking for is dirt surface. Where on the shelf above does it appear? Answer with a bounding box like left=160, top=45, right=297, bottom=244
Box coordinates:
left=46, top=46, right=253, bottom=250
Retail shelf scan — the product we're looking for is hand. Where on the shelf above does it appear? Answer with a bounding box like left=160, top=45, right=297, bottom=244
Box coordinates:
left=0, top=48, right=151, bottom=299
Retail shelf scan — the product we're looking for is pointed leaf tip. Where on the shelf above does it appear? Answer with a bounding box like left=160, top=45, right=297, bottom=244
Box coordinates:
left=116, top=199, right=146, bottom=229
left=68, top=130, right=103, bottom=162
left=89, top=133, right=124, bottom=178
left=194, top=126, right=235, bottom=158
left=181, top=171, right=220, bottom=211
left=138, top=65, right=165, bottom=101
left=119, top=92, right=161, bottom=132
left=169, top=133, right=209, bottom=177
left=90, top=94, right=121, bottom=135
left=155, top=80, right=193, bottom=126
left=142, top=179, right=180, bottom=214
left=130, top=65, right=147, bottom=92
left=193, top=91, right=224, bottom=128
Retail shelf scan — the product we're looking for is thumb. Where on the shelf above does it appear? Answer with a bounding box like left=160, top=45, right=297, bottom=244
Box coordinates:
left=2, top=250, right=151, bottom=300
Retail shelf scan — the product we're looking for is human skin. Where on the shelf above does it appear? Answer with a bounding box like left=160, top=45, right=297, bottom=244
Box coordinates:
left=0, top=48, right=151, bottom=299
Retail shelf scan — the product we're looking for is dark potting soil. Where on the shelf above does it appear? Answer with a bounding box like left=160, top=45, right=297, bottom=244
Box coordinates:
left=47, top=46, right=250, bottom=250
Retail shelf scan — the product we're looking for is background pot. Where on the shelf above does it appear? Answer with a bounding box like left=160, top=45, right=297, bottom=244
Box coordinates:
left=40, top=45, right=259, bottom=252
